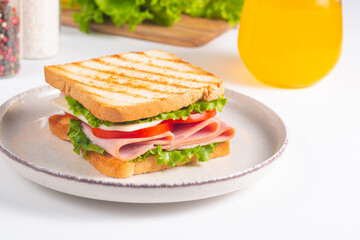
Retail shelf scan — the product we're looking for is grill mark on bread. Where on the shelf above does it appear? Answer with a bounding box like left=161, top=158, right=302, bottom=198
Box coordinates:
left=101, top=75, right=182, bottom=96
left=115, top=54, right=196, bottom=73
left=95, top=57, right=220, bottom=85
left=98, top=57, right=206, bottom=83
left=59, top=64, right=186, bottom=98
left=76, top=62, right=203, bottom=91
left=112, top=54, right=195, bottom=73
left=129, top=52, right=220, bottom=78
left=48, top=69, right=111, bottom=101
left=128, top=51, right=189, bottom=64
left=143, top=52, right=187, bottom=63
left=70, top=63, right=182, bottom=95
left=53, top=66, right=150, bottom=100
left=120, top=53, right=220, bottom=79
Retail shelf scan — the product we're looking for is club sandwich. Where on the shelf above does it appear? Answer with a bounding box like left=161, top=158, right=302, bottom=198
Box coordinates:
left=44, top=50, right=235, bottom=178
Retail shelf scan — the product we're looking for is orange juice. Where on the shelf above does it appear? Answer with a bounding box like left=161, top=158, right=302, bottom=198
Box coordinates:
left=238, top=0, right=342, bottom=88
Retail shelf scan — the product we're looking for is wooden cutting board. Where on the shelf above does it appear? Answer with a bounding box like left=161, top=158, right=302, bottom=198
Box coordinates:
left=61, top=10, right=231, bottom=47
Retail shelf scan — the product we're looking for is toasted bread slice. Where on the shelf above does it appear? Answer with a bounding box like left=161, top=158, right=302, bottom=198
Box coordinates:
left=49, top=114, right=230, bottom=178
left=44, top=50, right=224, bottom=122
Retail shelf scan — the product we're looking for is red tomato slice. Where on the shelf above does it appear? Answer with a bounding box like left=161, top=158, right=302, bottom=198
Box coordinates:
left=91, top=121, right=174, bottom=139
left=170, top=109, right=216, bottom=123
left=65, top=112, right=80, bottom=120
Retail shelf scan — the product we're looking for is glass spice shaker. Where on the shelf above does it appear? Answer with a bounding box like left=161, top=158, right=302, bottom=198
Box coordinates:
left=0, top=0, right=20, bottom=78
left=22, top=0, right=59, bottom=59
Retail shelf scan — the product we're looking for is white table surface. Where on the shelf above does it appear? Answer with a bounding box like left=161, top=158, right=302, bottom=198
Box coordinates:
left=1, top=1, right=359, bottom=239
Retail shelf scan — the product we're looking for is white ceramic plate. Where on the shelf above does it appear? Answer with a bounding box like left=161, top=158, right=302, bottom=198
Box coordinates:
left=0, top=86, right=287, bottom=203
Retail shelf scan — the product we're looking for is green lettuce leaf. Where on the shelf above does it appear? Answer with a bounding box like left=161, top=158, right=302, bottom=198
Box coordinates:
left=134, top=142, right=220, bottom=167
left=65, top=96, right=114, bottom=128
left=67, top=119, right=106, bottom=158
left=70, top=0, right=244, bottom=32
left=122, top=96, right=228, bottom=124
left=144, top=0, right=185, bottom=26
left=65, top=96, right=227, bottom=127
left=71, top=0, right=104, bottom=33
left=94, top=0, right=153, bottom=31
left=184, top=0, right=244, bottom=26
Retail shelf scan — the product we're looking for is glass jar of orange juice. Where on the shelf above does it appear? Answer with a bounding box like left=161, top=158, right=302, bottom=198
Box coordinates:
left=238, top=0, right=342, bottom=88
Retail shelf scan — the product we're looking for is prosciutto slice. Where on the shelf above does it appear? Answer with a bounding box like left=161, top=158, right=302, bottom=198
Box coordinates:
left=82, top=117, right=235, bottom=161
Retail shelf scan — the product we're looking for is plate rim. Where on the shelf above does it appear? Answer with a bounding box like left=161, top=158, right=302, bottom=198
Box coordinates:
left=0, top=85, right=288, bottom=189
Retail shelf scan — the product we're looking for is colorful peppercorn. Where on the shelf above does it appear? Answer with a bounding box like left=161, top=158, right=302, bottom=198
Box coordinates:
left=0, top=0, right=19, bottom=78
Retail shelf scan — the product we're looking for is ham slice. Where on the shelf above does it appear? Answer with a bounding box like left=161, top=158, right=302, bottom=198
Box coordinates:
left=82, top=118, right=235, bottom=161
left=174, top=119, right=235, bottom=150
left=82, top=124, right=174, bottom=161
left=162, top=117, right=223, bottom=150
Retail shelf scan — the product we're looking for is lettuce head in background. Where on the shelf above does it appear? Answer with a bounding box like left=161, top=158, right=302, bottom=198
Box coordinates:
left=67, top=0, right=244, bottom=32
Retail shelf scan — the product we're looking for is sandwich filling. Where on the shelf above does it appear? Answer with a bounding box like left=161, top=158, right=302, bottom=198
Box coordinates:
left=51, top=95, right=235, bottom=167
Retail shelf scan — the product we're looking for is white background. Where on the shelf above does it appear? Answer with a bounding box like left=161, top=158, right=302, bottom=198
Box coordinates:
left=0, top=1, right=359, bottom=239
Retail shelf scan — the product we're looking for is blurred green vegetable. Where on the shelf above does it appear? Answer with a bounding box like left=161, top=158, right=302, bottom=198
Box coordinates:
left=70, top=0, right=244, bottom=32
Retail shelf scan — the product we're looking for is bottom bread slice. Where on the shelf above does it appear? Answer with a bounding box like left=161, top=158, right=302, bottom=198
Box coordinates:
left=49, top=114, right=230, bottom=178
